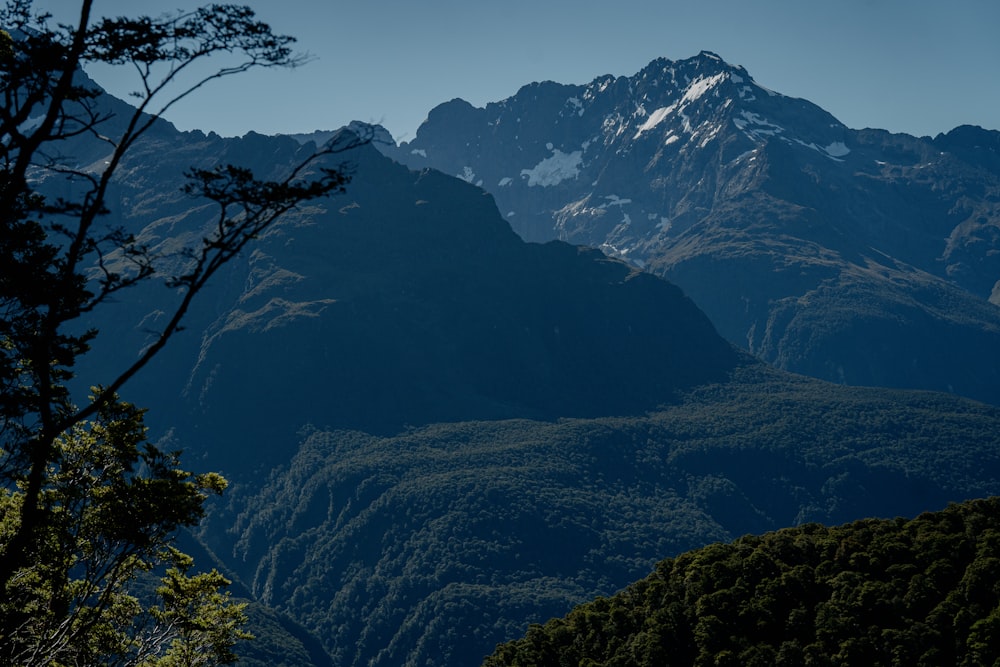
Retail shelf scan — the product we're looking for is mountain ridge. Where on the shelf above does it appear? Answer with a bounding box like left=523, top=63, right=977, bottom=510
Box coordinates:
left=69, top=117, right=745, bottom=474
left=384, top=51, right=1000, bottom=405
left=38, top=60, right=1000, bottom=667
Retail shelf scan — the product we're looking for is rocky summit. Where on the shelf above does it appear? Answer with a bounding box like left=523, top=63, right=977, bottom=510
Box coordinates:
left=385, top=51, right=1000, bottom=405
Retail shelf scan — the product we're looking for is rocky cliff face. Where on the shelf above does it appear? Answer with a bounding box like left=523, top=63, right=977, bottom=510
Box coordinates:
left=385, top=51, right=1000, bottom=404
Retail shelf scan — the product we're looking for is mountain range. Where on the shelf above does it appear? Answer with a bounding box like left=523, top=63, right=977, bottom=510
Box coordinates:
left=43, top=53, right=1000, bottom=666
left=384, top=51, right=1000, bottom=406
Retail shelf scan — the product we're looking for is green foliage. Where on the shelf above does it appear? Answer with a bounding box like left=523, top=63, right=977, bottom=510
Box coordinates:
left=1, top=1, right=350, bottom=663
left=205, top=364, right=1000, bottom=667
left=0, top=397, right=248, bottom=665
left=483, top=497, right=1000, bottom=667
left=152, top=559, right=252, bottom=667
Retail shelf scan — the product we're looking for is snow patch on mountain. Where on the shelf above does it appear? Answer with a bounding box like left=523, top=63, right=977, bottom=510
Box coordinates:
left=682, top=73, right=728, bottom=104
left=457, top=167, right=483, bottom=186
left=602, top=195, right=632, bottom=208
left=824, top=141, right=850, bottom=157
left=565, top=97, right=584, bottom=117
left=631, top=73, right=731, bottom=141
left=790, top=139, right=852, bottom=161
left=603, top=113, right=629, bottom=140
left=734, top=111, right=784, bottom=138
left=520, top=147, right=583, bottom=187
left=634, top=104, right=678, bottom=139
left=726, top=73, right=760, bottom=100
left=698, top=124, right=722, bottom=148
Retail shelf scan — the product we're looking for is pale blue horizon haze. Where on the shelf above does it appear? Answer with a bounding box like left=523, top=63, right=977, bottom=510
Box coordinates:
left=29, top=0, right=1000, bottom=143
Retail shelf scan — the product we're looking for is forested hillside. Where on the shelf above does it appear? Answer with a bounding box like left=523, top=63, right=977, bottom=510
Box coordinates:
left=484, top=496, right=1000, bottom=666
left=60, top=105, right=1000, bottom=667
left=8, top=17, right=1000, bottom=665
left=201, top=364, right=1000, bottom=667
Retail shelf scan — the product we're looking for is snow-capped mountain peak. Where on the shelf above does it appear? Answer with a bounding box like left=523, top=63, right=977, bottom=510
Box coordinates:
left=388, top=52, right=846, bottom=247
left=382, top=52, right=1000, bottom=407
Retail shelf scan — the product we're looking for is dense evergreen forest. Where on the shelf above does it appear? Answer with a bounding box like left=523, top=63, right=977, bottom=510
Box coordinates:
left=201, top=363, right=1000, bottom=666
left=484, top=496, right=1000, bottom=666
left=5, top=3, right=1000, bottom=665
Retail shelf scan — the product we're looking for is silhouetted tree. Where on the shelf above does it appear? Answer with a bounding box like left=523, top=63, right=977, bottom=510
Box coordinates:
left=0, top=1, right=360, bottom=662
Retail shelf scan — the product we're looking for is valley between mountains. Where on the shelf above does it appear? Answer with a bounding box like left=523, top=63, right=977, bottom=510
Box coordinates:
left=46, top=52, right=1000, bottom=666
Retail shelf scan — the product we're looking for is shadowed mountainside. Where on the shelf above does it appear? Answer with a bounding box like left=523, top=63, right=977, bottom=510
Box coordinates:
left=81, top=136, right=742, bottom=475
left=386, top=51, right=1000, bottom=405
left=200, top=365, right=1000, bottom=667
left=45, top=77, right=1000, bottom=667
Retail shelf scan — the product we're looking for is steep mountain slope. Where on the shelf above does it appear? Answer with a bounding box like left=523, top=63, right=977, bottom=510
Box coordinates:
left=81, top=133, right=742, bottom=474
left=206, top=366, right=1000, bottom=667
left=385, top=52, right=1000, bottom=405
left=47, top=81, right=1000, bottom=667
left=484, top=496, right=1000, bottom=666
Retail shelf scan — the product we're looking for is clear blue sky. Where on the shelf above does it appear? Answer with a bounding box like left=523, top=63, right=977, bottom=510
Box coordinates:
left=32, top=0, right=1000, bottom=142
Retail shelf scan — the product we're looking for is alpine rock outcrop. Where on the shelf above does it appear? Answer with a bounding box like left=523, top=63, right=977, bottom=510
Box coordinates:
left=385, top=51, right=1000, bottom=405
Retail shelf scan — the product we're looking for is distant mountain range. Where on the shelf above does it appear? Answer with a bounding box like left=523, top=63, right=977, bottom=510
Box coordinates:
left=383, top=51, right=1000, bottom=406
left=44, top=53, right=1000, bottom=666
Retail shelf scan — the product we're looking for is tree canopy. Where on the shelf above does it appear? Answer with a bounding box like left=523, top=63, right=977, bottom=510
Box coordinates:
left=0, top=1, right=354, bottom=663
left=483, top=496, right=1000, bottom=667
